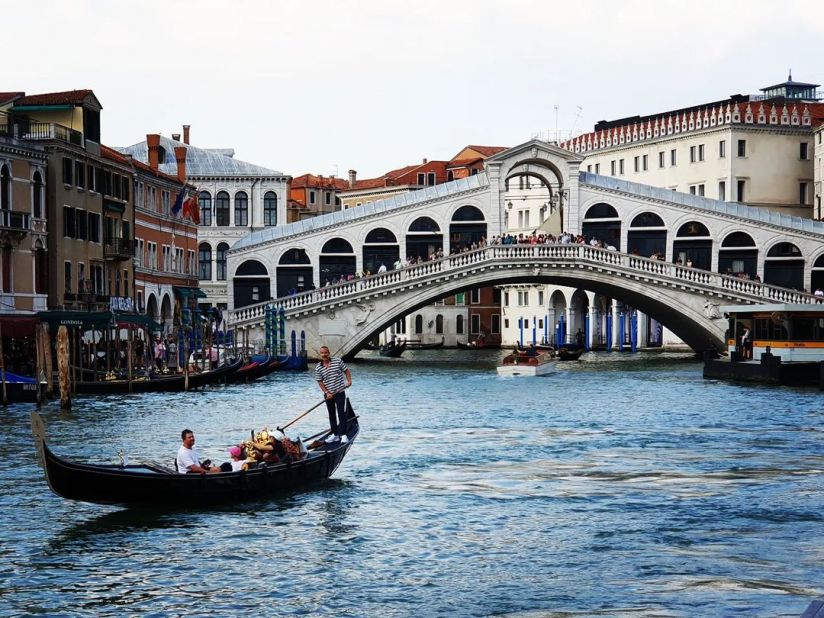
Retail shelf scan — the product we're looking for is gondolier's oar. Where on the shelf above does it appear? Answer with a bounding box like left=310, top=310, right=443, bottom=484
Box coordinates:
left=277, top=398, right=327, bottom=432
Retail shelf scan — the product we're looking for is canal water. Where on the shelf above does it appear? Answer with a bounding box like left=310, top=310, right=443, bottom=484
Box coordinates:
left=0, top=350, right=821, bottom=617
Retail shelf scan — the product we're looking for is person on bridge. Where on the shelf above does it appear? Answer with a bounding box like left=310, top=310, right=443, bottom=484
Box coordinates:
left=315, top=345, right=353, bottom=443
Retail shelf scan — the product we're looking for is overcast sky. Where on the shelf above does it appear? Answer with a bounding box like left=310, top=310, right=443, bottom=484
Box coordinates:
left=6, top=0, right=824, bottom=178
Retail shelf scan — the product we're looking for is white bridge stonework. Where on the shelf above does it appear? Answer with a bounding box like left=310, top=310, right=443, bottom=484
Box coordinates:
left=227, top=140, right=824, bottom=358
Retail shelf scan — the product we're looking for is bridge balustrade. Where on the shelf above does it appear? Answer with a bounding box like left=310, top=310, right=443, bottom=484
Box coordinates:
left=229, top=243, right=821, bottom=327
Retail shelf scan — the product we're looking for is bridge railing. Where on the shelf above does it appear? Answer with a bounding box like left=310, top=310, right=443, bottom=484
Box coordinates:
left=229, top=243, right=820, bottom=326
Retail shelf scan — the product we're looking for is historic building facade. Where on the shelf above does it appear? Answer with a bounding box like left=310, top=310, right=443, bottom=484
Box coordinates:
left=0, top=110, right=48, bottom=314
left=2, top=90, right=135, bottom=312
left=120, top=130, right=289, bottom=313
left=288, top=173, right=347, bottom=222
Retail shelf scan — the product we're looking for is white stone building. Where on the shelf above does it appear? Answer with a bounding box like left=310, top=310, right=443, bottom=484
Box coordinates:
left=120, top=130, right=290, bottom=312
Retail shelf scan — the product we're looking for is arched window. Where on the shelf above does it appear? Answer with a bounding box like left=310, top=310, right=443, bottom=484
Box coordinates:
left=676, top=221, right=710, bottom=237
left=0, top=165, right=10, bottom=210
left=198, top=243, right=212, bottom=280
left=456, top=314, right=464, bottom=335
left=234, top=191, right=248, bottom=226
left=409, top=216, right=440, bottom=232
left=451, top=205, right=485, bottom=221
left=630, top=212, right=665, bottom=227
left=216, top=242, right=229, bottom=280
left=32, top=171, right=43, bottom=218
left=199, top=191, right=212, bottom=226
left=415, top=315, right=423, bottom=334
left=236, top=260, right=268, bottom=276
left=584, top=203, right=619, bottom=219
left=436, top=314, right=444, bottom=334
left=215, top=191, right=230, bottom=226
left=767, top=242, right=802, bottom=257
left=365, top=228, right=397, bottom=243
left=263, top=191, right=277, bottom=226
left=721, top=232, right=756, bottom=247
left=321, top=238, right=355, bottom=253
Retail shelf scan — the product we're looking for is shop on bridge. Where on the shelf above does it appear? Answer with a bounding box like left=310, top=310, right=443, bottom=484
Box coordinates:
left=319, top=238, right=357, bottom=284
left=581, top=203, right=621, bottom=250
left=277, top=249, right=313, bottom=297
left=672, top=221, right=712, bottom=270
left=406, top=216, right=442, bottom=261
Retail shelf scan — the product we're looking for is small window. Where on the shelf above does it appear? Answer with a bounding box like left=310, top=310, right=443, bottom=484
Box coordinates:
left=619, top=159, right=624, bottom=175
left=642, top=154, right=648, bottom=171
left=491, top=314, right=500, bottom=335
left=737, top=179, right=745, bottom=202
left=658, top=152, right=665, bottom=168
left=737, top=139, right=746, bottom=157
left=698, top=184, right=705, bottom=197
left=427, top=172, right=436, bottom=186
left=698, top=144, right=704, bottom=161
left=471, top=288, right=480, bottom=304
left=610, top=161, right=616, bottom=175
left=417, top=173, right=425, bottom=185
left=670, top=149, right=677, bottom=166
left=719, top=140, right=726, bottom=158
left=799, top=182, right=807, bottom=205
left=75, top=161, right=85, bottom=188
left=718, top=181, right=726, bottom=201
left=595, top=163, right=600, bottom=174
left=309, top=190, right=316, bottom=205
left=800, top=142, right=809, bottom=160
left=633, top=156, right=639, bottom=172
left=62, top=158, right=73, bottom=185
left=689, top=146, right=696, bottom=163
left=63, top=206, right=76, bottom=237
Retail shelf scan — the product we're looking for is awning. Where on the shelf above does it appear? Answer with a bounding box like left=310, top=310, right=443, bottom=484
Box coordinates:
left=114, top=313, right=162, bottom=331
left=173, top=286, right=207, bottom=299
left=0, top=315, right=38, bottom=337
left=37, top=310, right=114, bottom=329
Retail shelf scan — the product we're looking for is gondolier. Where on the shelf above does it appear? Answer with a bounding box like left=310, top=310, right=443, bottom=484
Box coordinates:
left=314, top=346, right=352, bottom=443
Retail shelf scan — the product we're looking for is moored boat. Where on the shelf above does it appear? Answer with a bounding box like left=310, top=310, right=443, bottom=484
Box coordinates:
left=557, top=347, right=584, bottom=361
left=406, top=337, right=445, bottom=350
left=497, top=350, right=557, bottom=376
left=30, top=401, right=360, bottom=507
left=379, top=339, right=407, bottom=357
left=74, top=357, right=243, bottom=394
left=0, top=371, right=40, bottom=404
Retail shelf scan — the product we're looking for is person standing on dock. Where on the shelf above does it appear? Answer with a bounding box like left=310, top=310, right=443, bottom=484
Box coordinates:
left=314, top=346, right=352, bottom=443
left=740, top=327, right=752, bottom=359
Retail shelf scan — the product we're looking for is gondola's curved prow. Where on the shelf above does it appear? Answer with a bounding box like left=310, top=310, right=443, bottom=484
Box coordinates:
left=29, top=404, right=360, bottom=507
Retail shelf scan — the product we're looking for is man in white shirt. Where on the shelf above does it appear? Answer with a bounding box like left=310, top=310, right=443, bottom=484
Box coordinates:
left=176, top=429, right=220, bottom=474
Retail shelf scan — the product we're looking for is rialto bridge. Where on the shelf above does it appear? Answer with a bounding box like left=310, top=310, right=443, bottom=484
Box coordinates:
left=224, top=140, right=824, bottom=358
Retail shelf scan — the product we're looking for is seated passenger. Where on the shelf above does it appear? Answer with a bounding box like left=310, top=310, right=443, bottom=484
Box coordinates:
left=220, top=445, right=249, bottom=472
left=176, top=429, right=220, bottom=474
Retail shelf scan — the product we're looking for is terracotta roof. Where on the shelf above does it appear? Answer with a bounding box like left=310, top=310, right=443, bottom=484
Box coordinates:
left=100, top=144, right=131, bottom=165
left=0, top=92, right=24, bottom=105
left=15, top=89, right=96, bottom=107
left=447, top=157, right=483, bottom=168
left=287, top=199, right=305, bottom=209
left=464, top=145, right=507, bottom=157
left=291, top=173, right=349, bottom=190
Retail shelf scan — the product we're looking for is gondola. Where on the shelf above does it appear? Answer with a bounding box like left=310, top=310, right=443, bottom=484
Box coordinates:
left=457, top=339, right=486, bottom=349
left=74, top=357, right=243, bottom=394
left=30, top=401, right=359, bottom=507
left=557, top=347, right=584, bottom=361
left=379, top=339, right=407, bottom=357
left=227, top=355, right=285, bottom=384
left=405, top=337, right=445, bottom=350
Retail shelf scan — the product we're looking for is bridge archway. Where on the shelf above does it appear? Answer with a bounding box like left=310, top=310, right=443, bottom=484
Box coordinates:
left=320, top=238, right=356, bottom=284
left=363, top=227, right=399, bottom=274
left=812, top=253, right=824, bottom=292
left=235, top=259, right=270, bottom=308
left=764, top=241, right=804, bottom=290
left=277, top=249, right=312, bottom=297
left=160, top=294, right=173, bottom=332
left=406, top=216, right=442, bottom=260
left=628, top=212, right=667, bottom=258
left=449, top=205, right=486, bottom=250
left=718, top=231, right=757, bottom=278
left=582, top=203, right=621, bottom=249
left=146, top=293, right=159, bottom=325
left=673, top=221, right=712, bottom=269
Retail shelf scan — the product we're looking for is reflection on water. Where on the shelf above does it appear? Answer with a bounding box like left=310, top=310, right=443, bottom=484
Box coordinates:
left=0, top=350, right=822, bottom=616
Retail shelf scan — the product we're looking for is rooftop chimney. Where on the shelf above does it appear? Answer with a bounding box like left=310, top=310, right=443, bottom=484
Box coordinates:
left=174, top=146, right=187, bottom=182
left=183, top=125, right=190, bottom=145
left=348, top=169, right=357, bottom=188
left=147, top=133, right=161, bottom=170
left=422, top=158, right=428, bottom=164
left=172, top=133, right=181, bottom=142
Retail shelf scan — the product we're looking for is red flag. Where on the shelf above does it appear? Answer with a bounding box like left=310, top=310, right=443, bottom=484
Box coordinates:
left=183, top=194, right=200, bottom=224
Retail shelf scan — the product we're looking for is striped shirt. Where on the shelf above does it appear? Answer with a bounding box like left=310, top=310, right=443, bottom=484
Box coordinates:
left=314, top=357, right=349, bottom=394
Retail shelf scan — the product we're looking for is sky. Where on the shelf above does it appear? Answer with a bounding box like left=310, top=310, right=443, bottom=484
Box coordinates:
left=6, top=0, right=824, bottom=178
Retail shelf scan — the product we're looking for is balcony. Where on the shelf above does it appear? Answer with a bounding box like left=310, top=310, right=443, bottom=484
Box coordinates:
left=103, top=237, right=133, bottom=261
left=0, top=210, right=31, bottom=237
left=6, top=119, right=83, bottom=147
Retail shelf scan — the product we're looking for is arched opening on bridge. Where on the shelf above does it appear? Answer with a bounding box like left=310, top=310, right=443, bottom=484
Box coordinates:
left=277, top=249, right=313, bottom=297
left=234, top=259, right=271, bottom=308
left=764, top=242, right=804, bottom=290
left=406, top=217, right=442, bottom=260
left=673, top=221, right=712, bottom=270
left=449, top=205, right=486, bottom=251
left=812, top=254, right=824, bottom=293
left=319, top=238, right=356, bottom=284
left=363, top=227, right=400, bottom=274
left=718, top=232, right=757, bottom=279
left=628, top=212, right=667, bottom=258
left=503, top=163, right=561, bottom=234
left=582, top=203, right=621, bottom=249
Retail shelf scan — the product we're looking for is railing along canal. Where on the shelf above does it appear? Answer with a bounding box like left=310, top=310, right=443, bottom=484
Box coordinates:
left=230, top=244, right=820, bottom=325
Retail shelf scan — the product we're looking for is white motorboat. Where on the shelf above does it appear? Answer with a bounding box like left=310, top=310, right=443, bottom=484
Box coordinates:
left=496, top=350, right=557, bottom=377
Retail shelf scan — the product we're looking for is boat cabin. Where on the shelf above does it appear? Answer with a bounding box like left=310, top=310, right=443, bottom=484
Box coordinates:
left=722, top=303, right=824, bottom=362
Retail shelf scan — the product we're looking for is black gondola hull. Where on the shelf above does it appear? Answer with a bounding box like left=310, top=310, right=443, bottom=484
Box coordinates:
left=32, top=403, right=358, bottom=507
left=74, top=357, right=243, bottom=394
